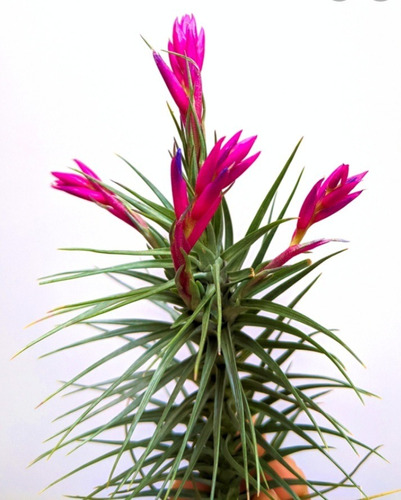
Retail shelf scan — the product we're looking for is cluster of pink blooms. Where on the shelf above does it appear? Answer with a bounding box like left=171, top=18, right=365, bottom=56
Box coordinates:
left=170, top=133, right=260, bottom=270
left=291, top=164, right=367, bottom=245
left=51, top=13, right=366, bottom=305
left=266, top=164, right=367, bottom=270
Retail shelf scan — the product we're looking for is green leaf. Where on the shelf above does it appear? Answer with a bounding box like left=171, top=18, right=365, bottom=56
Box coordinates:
left=222, top=197, right=234, bottom=250
left=58, top=247, right=172, bottom=256
left=233, top=330, right=329, bottom=448
left=220, top=326, right=251, bottom=493
left=40, top=260, right=173, bottom=284
left=17, top=280, right=176, bottom=356
left=162, top=340, right=217, bottom=499
left=263, top=249, right=346, bottom=302
left=211, top=259, right=223, bottom=354
left=246, top=137, right=303, bottom=235
left=194, top=300, right=213, bottom=381
left=116, top=154, right=173, bottom=210
left=252, top=400, right=366, bottom=496
left=221, top=219, right=292, bottom=269
left=211, top=367, right=226, bottom=500
left=106, top=326, right=195, bottom=490
left=241, top=299, right=364, bottom=368
left=252, top=167, right=304, bottom=267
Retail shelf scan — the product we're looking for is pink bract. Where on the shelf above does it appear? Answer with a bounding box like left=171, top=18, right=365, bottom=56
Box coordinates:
left=52, top=160, right=148, bottom=230
left=170, top=132, right=260, bottom=271
left=291, top=164, right=367, bottom=245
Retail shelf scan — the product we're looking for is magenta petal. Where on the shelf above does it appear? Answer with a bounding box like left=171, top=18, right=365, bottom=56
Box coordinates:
left=196, top=28, right=205, bottom=70
left=320, top=163, right=349, bottom=193
left=346, top=170, right=368, bottom=185
left=187, top=195, right=222, bottom=249
left=319, top=179, right=360, bottom=209
left=225, top=151, right=261, bottom=185
left=52, top=171, right=90, bottom=188
left=73, top=159, right=101, bottom=180
left=191, top=168, right=228, bottom=220
left=195, top=137, right=225, bottom=195
left=219, top=135, right=257, bottom=171
left=314, top=190, right=363, bottom=223
left=168, top=40, right=182, bottom=83
left=217, top=131, right=243, bottom=168
left=297, top=179, right=322, bottom=230
left=53, top=184, right=105, bottom=203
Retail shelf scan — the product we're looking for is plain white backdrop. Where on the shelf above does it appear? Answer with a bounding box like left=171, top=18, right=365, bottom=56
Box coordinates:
left=1, top=1, right=401, bottom=498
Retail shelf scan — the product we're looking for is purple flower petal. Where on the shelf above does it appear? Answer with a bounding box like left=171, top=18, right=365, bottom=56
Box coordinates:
left=171, top=149, right=189, bottom=219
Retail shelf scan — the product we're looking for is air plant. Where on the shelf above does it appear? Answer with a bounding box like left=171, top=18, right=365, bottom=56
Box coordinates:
left=22, top=13, right=389, bottom=500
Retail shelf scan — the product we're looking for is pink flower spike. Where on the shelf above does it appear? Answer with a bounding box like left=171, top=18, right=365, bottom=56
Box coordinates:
left=170, top=132, right=259, bottom=273
left=51, top=161, right=149, bottom=233
left=291, top=165, right=367, bottom=245
left=171, top=149, right=189, bottom=219
left=265, top=239, right=330, bottom=270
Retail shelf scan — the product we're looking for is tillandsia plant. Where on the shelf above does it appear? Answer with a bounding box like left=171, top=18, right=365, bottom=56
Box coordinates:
left=22, top=13, right=390, bottom=500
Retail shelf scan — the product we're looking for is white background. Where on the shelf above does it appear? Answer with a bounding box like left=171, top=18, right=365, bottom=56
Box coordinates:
left=1, top=1, right=400, bottom=499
